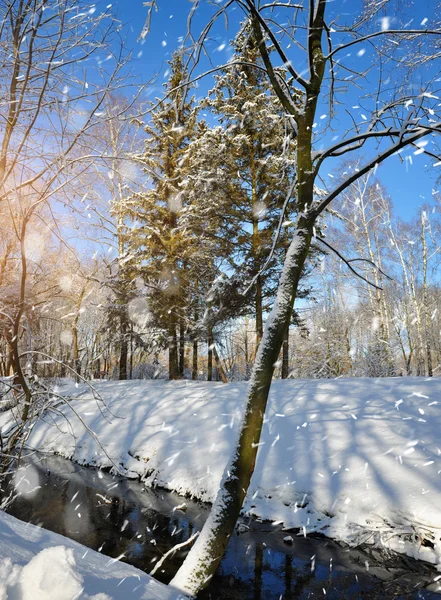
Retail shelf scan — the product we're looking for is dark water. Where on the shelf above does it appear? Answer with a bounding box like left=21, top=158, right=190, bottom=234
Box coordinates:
left=2, top=455, right=440, bottom=599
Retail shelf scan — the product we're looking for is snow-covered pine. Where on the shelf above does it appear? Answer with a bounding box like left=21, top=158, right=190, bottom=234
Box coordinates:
left=124, top=52, right=201, bottom=380
left=182, top=22, right=298, bottom=361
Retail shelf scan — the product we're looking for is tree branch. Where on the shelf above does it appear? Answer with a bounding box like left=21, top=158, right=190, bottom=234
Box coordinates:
left=316, top=237, right=387, bottom=289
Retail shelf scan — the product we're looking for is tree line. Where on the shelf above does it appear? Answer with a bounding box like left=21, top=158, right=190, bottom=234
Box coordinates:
left=1, top=18, right=441, bottom=385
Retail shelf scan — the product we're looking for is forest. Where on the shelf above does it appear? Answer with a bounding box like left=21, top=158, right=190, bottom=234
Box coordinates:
left=1, top=0, right=441, bottom=599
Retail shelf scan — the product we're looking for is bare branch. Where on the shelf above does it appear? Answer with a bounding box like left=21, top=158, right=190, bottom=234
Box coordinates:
left=316, top=237, right=386, bottom=289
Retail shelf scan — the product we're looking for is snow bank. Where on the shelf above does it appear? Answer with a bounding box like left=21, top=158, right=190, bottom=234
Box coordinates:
left=13, top=377, right=441, bottom=568
left=0, top=510, right=183, bottom=600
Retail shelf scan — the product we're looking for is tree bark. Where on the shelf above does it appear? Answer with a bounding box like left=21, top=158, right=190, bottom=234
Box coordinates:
left=129, top=323, right=133, bottom=379
left=72, top=284, right=87, bottom=383
left=244, top=321, right=250, bottom=379
left=207, top=327, right=213, bottom=381
left=119, top=309, right=128, bottom=380
left=255, top=273, right=263, bottom=350
left=168, top=320, right=179, bottom=380
left=281, top=325, right=289, bottom=379
left=213, top=344, right=228, bottom=383
left=179, top=318, right=185, bottom=378
left=192, top=337, right=198, bottom=380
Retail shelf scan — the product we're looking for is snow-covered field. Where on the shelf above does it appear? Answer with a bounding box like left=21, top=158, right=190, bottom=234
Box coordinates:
left=4, top=377, right=441, bottom=571
left=0, top=509, right=182, bottom=599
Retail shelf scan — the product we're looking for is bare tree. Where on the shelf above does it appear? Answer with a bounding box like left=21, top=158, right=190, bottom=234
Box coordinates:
left=69, top=96, right=147, bottom=381
left=0, top=0, right=137, bottom=472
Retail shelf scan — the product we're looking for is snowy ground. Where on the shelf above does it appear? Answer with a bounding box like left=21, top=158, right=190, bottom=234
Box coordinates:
left=4, top=377, right=441, bottom=571
left=0, top=509, right=184, bottom=599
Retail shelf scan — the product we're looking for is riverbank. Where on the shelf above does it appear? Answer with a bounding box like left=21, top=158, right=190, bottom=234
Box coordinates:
left=4, top=377, right=441, bottom=572
left=0, top=508, right=182, bottom=599
left=3, top=454, right=440, bottom=599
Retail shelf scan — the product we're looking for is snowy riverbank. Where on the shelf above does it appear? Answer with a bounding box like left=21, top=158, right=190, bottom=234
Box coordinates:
left=0, top=509, right=183, bottom=599
left=5, top=377, right=441, bottom=571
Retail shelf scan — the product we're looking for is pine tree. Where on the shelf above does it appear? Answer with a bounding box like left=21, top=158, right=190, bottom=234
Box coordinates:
left=127, top=52, right=199, bottom=379
left=184, top=25, right=298, bottom=353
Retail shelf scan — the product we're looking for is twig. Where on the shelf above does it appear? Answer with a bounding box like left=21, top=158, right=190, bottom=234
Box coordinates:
left=17, top=351, right=119, bottom=422
left=150, top=532, right=200, bottom=577
left=346, top=258, right=394, bottom=282
left=316, top=237, right=391, bottom=289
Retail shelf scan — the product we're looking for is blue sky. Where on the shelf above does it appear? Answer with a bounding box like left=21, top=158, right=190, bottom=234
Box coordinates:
left=101, top=0, right=440, bottom=222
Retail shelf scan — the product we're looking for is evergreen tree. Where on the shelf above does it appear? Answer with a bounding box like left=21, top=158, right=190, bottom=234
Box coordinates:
left=127, top=52, right=199, bottom=379
left=184, top=25, right=298, bottom=352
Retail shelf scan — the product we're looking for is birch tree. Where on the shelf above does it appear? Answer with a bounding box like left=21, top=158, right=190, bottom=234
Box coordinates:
left=329, top=172, right=395, bottom=375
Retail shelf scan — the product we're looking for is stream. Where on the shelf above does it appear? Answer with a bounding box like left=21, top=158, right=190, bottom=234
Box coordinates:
left=2, top=454, right=440, bottom=599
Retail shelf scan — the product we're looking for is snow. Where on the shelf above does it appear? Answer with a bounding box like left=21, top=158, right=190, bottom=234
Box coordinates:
left=380, top=16, right=391, bottom=31
left=0, top=510, right=184, bottom=600
left=6, top=377, right=441, bottom=569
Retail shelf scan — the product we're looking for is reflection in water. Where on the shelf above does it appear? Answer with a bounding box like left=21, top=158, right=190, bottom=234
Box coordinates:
left=254, top=543, right=263, bottom=600
left=1, top=456, right=440, bottom=599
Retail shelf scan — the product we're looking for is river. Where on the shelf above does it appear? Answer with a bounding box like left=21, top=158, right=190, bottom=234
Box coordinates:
left=2, top=454, right=440, bottom=599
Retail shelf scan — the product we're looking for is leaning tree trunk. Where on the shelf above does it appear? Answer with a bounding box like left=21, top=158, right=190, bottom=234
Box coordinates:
left=170, top=6, right=325, bottom=594
left=170, top=219, right=314, bottom=596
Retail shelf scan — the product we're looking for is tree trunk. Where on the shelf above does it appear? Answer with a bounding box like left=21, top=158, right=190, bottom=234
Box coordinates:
left=213, top=344, right=228, bottom=383
left=179, top=318, right=185, bottom=378
left=170, top=221, right=314, bottom=596
left=244, top=322, right=250, bottom=379
left=255, top=273, right=263, bottom=350
left=72, top=322, right=81, bottom=383
left=119, top=309, right=128, bottom=380
left=281, top=325, right=289, bottom=379
left=192, top=337, right=198, bottom=380
left=406, top=352, right=413, bottom=376
left=168, top=320, right=179, bottom=380
left=251, top=130, right=263, bottom=352
left=426, top=335, right=433, bottom=377
left=207, top=327, right=213, bottom=381
left=72, top=285, right=86, bottom=383
left=421, top=214, right=433, bottom=377
left=129, top=323, right=134, bottom=379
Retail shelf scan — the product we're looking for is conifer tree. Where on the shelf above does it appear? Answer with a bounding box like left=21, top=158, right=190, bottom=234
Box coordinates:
left=185, top=25, right=297, bottom=352
left=128, top=52, right=199, bottom=379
